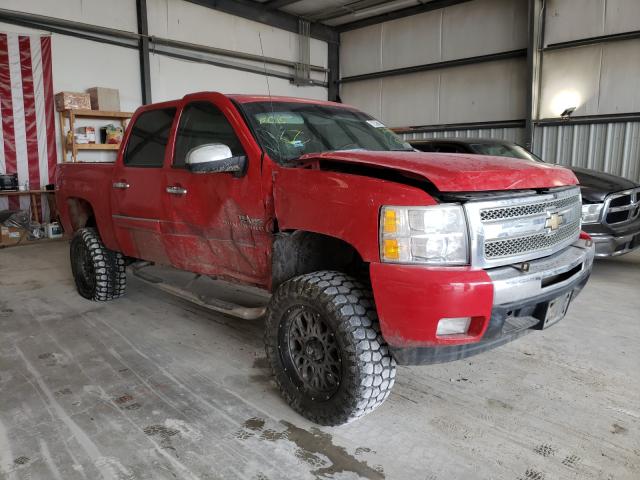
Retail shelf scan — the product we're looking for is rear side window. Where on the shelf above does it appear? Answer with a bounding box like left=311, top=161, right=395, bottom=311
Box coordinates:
left=124, top=108, right=176, bottom=167
left=173, top=101, right=245, bottom=168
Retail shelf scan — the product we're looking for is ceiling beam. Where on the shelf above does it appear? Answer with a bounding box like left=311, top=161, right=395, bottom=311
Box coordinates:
left=337, top=0, right=472, bottom=32
left=184, top=0, right=339, bottom=44
left=264, top=0, right=302, bottom=10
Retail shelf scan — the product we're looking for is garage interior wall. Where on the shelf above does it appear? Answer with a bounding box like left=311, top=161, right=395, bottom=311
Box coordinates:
left=0, top=0, right=329, bottom=163
left=340, top=0, right=640, bottom=182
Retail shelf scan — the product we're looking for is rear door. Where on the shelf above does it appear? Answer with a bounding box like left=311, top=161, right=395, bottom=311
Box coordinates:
left=111, top=106, right=176, bottom=263
left=161, top=96, right=270, bottom=286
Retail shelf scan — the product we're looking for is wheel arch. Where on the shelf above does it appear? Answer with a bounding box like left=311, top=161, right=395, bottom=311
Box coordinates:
left=66, top=197, right=97, bottom=232
left=272, top=230, right=366, bottom=290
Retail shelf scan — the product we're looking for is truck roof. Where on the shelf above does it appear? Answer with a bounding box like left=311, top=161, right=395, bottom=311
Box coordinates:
left=227, top=94, right=348, bottom=108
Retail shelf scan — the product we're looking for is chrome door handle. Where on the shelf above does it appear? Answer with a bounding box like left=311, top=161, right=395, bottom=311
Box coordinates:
left=166, top=185, right=187, bottom=195
left=112, top=182, right=130, bottom=189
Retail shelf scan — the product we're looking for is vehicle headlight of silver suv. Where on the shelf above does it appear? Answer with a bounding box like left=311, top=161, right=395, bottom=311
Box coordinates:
left=380, top=205, right=469, bottom=265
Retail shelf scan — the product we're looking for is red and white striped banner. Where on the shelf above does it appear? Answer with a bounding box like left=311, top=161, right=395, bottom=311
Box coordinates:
left=0, top=32, right=57, bottom=218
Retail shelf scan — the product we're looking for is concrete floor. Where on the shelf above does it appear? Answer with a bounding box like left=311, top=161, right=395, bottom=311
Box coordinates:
left=0, top=241, right=638, bottom=480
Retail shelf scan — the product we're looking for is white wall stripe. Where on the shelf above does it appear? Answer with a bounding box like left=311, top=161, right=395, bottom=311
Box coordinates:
left=7, top=34, right=30, bottom=211
left=0, top=94, right=7, bottom=210
left=30, top=36, right=50, bottom=221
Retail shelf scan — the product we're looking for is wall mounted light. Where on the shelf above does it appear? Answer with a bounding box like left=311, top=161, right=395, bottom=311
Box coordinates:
left=550, top=89, right=582, bottom=118
left=560, top=106, right=576, bottom=120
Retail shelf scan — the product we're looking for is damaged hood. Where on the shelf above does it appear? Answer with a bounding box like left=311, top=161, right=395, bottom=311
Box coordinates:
left=301, top=151, right=578, bottom=192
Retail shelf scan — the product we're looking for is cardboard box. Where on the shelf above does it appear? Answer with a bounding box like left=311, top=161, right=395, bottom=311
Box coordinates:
left=87, top=87, right=120, bottom=111
left=55, top=91, right=91, bottom=111
left=76, top=126, right=96, bottom=144
left=0, top=226, right=26, bottom=247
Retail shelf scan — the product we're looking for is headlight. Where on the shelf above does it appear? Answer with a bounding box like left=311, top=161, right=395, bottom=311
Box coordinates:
left=581, top=203, right=603, bottom=224
left=380, top=205, right=469, bottom=265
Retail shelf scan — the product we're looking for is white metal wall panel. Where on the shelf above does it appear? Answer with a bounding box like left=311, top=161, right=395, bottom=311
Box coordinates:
left=150, top=54, right=328, bottom=103
left=539, top=39, right=640, bottom=118
left=339, top=24, right=382, bottom=77
left=380, top=71, right=440, bottom=126
left=599, top=40, right=640, bottom=114
left=147, top=0, right=328, bottom=69
left=533, top=122, right=640, bottom=182
left=1, top=0, right=139, bottom=32
left=545, top=0, right=640, bottom=46
left=343, top=58, right=527, bottom=127
left=399, top=127, right=526, bottom=144
left=340, top=78, right=383, bottom=120
left=380, top=10, right=442, bottom=71
left=438, top=58, right=526, bottom=124
left=340, top=0, right=527, bottom=77
left=441, top=0, right=527, bottom=60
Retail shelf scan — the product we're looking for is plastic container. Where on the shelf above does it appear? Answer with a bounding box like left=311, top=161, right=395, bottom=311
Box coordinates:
left=46, top=222, right=63, bottom=239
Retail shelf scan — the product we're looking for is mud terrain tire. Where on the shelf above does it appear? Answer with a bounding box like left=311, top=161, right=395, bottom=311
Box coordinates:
left=265, top=271, right=396, bottom=425
left=70, top=227, right=126, bottom=301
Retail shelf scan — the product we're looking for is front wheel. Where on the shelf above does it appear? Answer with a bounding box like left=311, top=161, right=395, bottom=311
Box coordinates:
left=265, top=271, right=396, bottom=425
left=70, top=227, right=126, bottom=301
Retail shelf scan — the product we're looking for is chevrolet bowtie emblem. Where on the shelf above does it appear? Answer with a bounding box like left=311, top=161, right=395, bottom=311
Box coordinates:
left=546, top=212, right=564, bottom=231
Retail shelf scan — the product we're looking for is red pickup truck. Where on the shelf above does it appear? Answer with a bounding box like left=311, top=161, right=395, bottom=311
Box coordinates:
left=56, top=92, right=595, bottom=425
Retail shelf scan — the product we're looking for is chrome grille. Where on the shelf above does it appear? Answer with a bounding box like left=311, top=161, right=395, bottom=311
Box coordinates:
left=464, top=187, right=582, bottom=268
left=480, top=195, right=580, bottom=221
left=485, top=220, right=580, bottom=259
left=603, top=188, right=640, bottom=226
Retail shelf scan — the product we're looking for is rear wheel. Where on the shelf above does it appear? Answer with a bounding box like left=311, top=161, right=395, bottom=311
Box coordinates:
left=70, top=228, right=126, bottom=301
left=265, top=271, right=396, bottom=425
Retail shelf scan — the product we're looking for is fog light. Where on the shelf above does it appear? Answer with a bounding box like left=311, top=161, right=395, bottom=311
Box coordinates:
left=436, top=317, right=471, bottom=336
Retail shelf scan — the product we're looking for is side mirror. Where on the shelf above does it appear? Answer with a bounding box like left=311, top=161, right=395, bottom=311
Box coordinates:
left=185, top=143, right=246, bottom=176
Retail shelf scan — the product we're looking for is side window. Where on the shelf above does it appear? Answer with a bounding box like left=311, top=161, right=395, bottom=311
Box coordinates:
left=124, top=108, right=176, bottom=167
left=174, top=101, right=245, bottom=168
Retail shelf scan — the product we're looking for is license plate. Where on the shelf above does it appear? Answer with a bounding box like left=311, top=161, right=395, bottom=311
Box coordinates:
left=543, top=292, right=572, bottom=328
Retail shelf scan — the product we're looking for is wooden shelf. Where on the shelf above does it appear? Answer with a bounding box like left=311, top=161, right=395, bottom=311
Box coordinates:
left=75, top=143, right=120, bottom=151
left=59, top=108, right=131, bottom=162
left=61, top=109, right=133, bottom=119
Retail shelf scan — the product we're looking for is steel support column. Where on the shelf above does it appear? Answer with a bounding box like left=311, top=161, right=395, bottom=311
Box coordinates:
left=328, top=42, right=340, bottom=102
left=136, top=0, right=152, bottom=105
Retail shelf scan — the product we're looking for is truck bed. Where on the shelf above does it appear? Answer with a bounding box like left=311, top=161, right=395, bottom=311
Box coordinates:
left=55, top=162, right=120, bottom=250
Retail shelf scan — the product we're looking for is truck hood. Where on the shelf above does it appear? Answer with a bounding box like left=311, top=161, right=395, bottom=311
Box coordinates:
left=569, top=166, right=639, bottom=202
left=300, top=151, right=578, bottom=192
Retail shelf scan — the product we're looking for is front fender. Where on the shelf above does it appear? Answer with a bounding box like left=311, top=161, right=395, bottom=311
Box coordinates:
left=273, top=167, right=435, bottom=262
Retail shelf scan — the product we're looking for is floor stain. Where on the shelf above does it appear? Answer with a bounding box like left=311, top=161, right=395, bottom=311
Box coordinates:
left=115, top=394, right=134, bottom=404
left=487, top=398, right=513, bottom=410
left=253, top=357, right=270, bottom=369
left=517, top=468, right=545, bottom=480
left=235, top=417, right=384, bottom=479
left=38, top=352, right=54, bottom=360
left=611, top=423, right=627, bottom=434
left=143, top=424, right=180, bottom=451
left=561, top=454, right=580, bottom=468
left=55, top=387, right=72, bottom=396
left=534, top=444, right=555, bottom=457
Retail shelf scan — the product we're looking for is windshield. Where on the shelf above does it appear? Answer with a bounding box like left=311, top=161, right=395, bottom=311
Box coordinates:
left=470, top=143, right=544, bottom=162
left=239, top=101, right=413, bottom=163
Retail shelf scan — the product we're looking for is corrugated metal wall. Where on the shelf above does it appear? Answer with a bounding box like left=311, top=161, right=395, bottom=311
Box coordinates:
left=533, top=122, right=640, bottom=183
left=399, top=127, right=525, bottom=144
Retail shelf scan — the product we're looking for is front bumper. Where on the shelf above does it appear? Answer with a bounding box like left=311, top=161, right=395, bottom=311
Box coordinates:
left=370, top=238, right=595, bottom=365
left=589, top=231, right=640, bottom=257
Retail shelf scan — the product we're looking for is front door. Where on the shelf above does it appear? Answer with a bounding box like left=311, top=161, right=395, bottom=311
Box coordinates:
left=111, top=107, right=176, bottom=263
left=161, top=97, right=270, bottom=286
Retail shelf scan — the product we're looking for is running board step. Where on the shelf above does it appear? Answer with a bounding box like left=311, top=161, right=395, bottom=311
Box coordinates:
left=130, top=263, right=268, bottom=320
